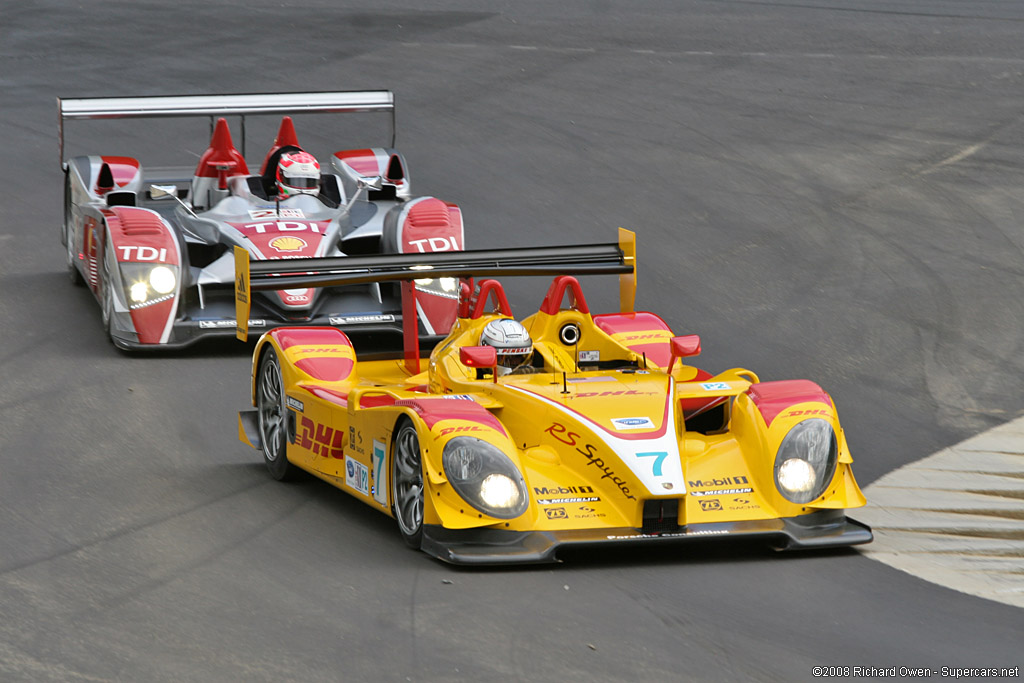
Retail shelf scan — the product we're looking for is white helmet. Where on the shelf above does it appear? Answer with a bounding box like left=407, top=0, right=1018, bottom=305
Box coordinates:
left=276, top=151, right=320, bottom=198
left=480, top=319, right=533, bottom=375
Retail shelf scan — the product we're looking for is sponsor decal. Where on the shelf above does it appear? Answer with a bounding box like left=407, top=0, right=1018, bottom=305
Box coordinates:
left=533, top=485, right=595, bottom=495
left=780, top=408, right=831, bottom=418
left=537, top=497, right=600, bottom=505
left=249, top=208, right=304, bottom=219
left=408, top=236, right=459, bottom=253
left=329, top=314, right=396, bottom=325
left=269, top=236, right=308, bottom=253
left=545, top=422, right=636, bottom=501
left=699, top=499, right=722, bottom=511
left=620, top=332, right=671, bottom=341
left=240, top=220, right=323, bottom=234
left=118, top=246, right=168, bottom=262
left=574, top=389, right=658, bottom=398
left=198, top=319, right=265, bottom=329
left=348, top=426, right=365, bottom=454
left=578, top=350, right=600, bottom=362
left=286, top=396, right=304, bottom=412
left=727, top=497, right=760, bottom=511
left=371, top=440, right=387, bottom=505
left=567, top=376, right=615, bottom=383
left=700, top=382, right=730, bottom=391
left=296, top=416, right=344, bottom=459
left=690, top=487, right=753, bottom=497
left=544, top=507, right=568, bottom=520
left=346, top=458, right=369, bottom=496
left=606, top=529, right=729, bottom=540
left=688, top=476, right=749, bottom=488
left=437, top=425, right=484, bottom=438
left=442, top=395, right=476, bottom=401
left=611, top=417, right=655, bottom=430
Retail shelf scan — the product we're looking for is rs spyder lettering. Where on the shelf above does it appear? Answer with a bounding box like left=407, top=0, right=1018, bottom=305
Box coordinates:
left=545, top=422, right=636, bottom=500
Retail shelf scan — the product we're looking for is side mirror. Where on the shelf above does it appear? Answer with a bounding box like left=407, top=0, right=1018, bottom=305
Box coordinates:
left=149, top=184, right=197, bottom=218
left=460, top=345, right=497, bottom=368
left=357, top=175, right=384, bottom=192
left=149, top=184, right=177, bottom=199
left=668, top=334, right=701, bottom=374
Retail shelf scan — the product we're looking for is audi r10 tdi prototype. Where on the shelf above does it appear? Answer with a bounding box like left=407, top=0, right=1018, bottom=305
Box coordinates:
left=236, top=230, right=872, bottom=564
left=59, top=91, right=464, bottom=350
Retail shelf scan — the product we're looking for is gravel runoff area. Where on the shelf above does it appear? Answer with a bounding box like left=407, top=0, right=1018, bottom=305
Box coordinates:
left=857, top=417, right=1024, bottom=608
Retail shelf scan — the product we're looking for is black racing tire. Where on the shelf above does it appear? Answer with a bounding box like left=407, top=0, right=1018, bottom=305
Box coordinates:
left=64, top=178, right=84, bottom=286
left=257, top=348, right=295, bottom=481
left=100, top=261, right=114, bottom=343
left=390, top=418, right=425, bottom=549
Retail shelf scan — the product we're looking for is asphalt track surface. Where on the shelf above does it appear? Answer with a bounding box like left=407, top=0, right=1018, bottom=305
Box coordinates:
left=1, top=1, right=1022, bottom=681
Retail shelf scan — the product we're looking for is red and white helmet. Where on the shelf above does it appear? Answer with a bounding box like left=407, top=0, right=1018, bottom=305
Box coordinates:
left=276, top=151, right=320, bottom=198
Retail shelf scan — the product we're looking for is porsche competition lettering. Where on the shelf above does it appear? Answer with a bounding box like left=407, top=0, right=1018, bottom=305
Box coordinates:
left=296, top=416, right=344, bottom=459
left=346, top=458, right=369, bottom=496
left=118, top=246, right=167, bottom=261
left=408, top=236, right=458, bottom=253
left=544, top=422, right=636, bottom=500
left=242, top=220, right=323, bottom=233
left=606, top=529, right=729, bottom=540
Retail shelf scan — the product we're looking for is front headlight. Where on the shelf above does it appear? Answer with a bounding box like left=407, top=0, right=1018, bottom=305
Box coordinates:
left=773, top=418, right=838, bottom=504
left=442, top=436, right=529, bottom=519
left=120, top=263, right=179, bottom=309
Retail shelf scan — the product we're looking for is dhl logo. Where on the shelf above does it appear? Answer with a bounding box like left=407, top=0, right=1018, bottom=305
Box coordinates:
left=296, top=416, right=344, bottom=459
left=615, top=331, right=672, bottom=342
left=289, top=345, right=354, bottom=358
left=575, top=389, right=658, bottom=398
left=435, top=424, right=485, bottom=438
left=780, top=408, right=831, bottom=419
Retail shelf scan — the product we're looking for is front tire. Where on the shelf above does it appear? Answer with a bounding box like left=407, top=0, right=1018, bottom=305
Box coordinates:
left=391, top=419, right=424, bottom=549
left=257, top=348, right=295, bottom=481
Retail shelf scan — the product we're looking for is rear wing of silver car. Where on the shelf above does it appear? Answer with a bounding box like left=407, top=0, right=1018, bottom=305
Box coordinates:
left=234, top=228, right=638, bottom=370
left=58, top=90, right=395, bottom=165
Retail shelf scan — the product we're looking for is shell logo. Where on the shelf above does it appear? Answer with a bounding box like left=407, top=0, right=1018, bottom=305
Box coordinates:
left=269, top=236, right=307, bottom=252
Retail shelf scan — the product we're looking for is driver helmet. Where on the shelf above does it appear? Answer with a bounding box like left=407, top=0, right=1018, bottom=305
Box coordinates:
left=276, top=151, right=320, bottom=198
left=480, top=318, right=533, bottom=375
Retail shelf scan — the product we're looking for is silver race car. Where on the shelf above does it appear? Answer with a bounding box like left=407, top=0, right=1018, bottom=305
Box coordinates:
left=59, top=91, right=464, bottom=350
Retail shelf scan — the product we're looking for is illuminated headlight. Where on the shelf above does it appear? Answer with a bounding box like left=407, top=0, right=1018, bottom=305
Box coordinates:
left=442, top=436, right=528, bottom=519
left=119, top=263, right=179, bottom=309
left=414, top=276, right=460, bottom=300
left=129, top=282, right=149, bottom=303
left=773, top=418, right=838, bottom=504
left=149, top=266, right=176, bottom=294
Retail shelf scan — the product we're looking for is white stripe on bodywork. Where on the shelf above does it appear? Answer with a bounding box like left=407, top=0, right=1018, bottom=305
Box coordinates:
left=506, top=382, right=686, bottom=496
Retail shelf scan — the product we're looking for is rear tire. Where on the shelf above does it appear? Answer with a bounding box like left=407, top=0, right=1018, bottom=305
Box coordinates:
left=391, top=419, right=424, bottom=549
left=64, top=177, right=84, bottom=286
left=257, top=348, right=295, bottom=481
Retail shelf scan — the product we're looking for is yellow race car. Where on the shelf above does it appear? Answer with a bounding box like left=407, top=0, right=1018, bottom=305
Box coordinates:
left=236, top=230, right=871, bottom=563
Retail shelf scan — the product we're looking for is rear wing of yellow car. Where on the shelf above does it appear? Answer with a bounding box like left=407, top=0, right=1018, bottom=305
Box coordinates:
left=234, top=228, right=638, bottom=368
left=58, top=90, right=396, bottom=165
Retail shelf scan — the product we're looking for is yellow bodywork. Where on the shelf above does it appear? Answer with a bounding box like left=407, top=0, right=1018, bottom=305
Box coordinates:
left=241, top=281, right=867, bottom=537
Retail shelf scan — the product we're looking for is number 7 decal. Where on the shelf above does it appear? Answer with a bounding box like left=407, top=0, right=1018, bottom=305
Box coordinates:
left=372, top=440, right=387, bottom=505
left=636, top=451, right=669, bottom=476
